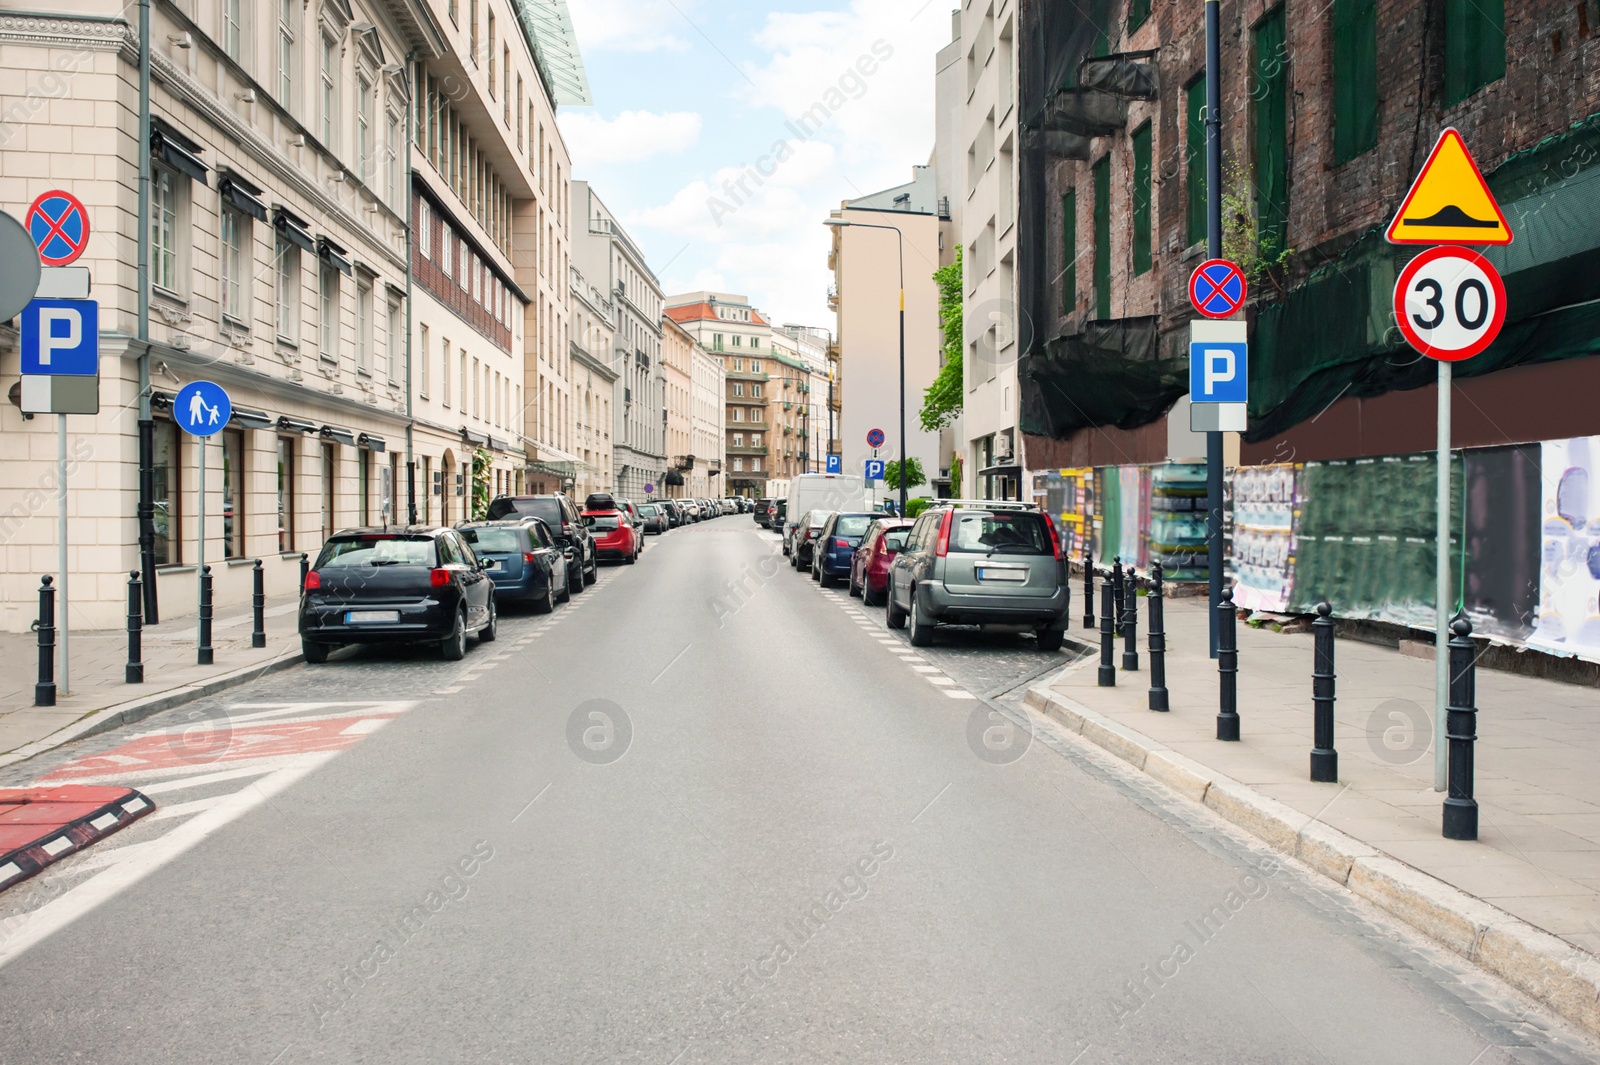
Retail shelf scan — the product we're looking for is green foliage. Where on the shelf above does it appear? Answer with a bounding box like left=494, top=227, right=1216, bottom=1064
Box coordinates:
left=904, top=497, right=934, bottom=518
left=949, top=454, right=963, bottom=499
left=1221, top=159, right=1294, bottom=289
left=920, top=248, right=963, bottom=433
left=883, top=457, right=926, bottom=492
left=470, top=449, right=493, bottom=520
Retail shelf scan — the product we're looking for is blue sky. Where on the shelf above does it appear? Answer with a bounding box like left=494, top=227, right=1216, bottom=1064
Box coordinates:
left=559, top=0, right=954, bottom=329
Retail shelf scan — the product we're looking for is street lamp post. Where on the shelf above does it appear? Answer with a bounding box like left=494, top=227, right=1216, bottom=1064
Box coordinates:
left=824, top=217, right=906, bottom=516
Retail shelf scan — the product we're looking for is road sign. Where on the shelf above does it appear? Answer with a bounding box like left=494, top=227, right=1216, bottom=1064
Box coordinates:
left=865, top=459, right=885, bottom=482
left=20, top=375, right=98, bottom=415
left=1393, top=246, right=1506, bottom=362
left=21, top=299, right=98, bottom=375
left=1386, top=129, right=1512, bottom=247
left=826, top=454, right=842, bottom=474
left=174, top=380, right=232, bottom=437
left=1189, top=320, right=1248, bottom=403
left=1189, top=259, right=1248, bottom=319
left=0, top=211, right=43, bottom=320
left=866, top=428, right=885, bottom=449
left=643, top=482, right=654, bottom=494
left=25, top=190, right=91, bottom=267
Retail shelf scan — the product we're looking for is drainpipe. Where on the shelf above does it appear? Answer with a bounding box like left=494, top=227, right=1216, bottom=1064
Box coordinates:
left=136, top=0, right=158, bottom=622
left=403, top=52, right=417, bottom=523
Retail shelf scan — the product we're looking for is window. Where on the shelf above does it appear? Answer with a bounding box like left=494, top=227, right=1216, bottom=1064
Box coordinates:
left=1131, top=122, right=1152, bottom=276
left=421, top=456, right=432, bottom=522
left=472, top=356, right=481, bottom=417
left=751, top=358, right=761, bottom=371
left=220, top=205, right=249, bottom=323
left=153, top=420, right=180, bottom=565
left=442, top=336, right=452, bottom=406
left=277, top=437, right=295, bottom=551
left=320, top=34, right=338, bottom=150
left=1185, top=78, right=1207, bottom=247
left=275, top=236, right=300, bottom=342
left=1092, top=153, right=1110, bottom=320
left=356, top=275, right=374, bottom=372
left=222, top=428, right=245, bottom=559
left=713, top=333, right=723, bottom=350
left=460, top=349, right=468, bottom=412
left=487, top=12, right=496, bottom=92
left=1060, top=187, right=1077, bottom=314
left=151, top=167, right=179, bottom=292
left=732, top=335, right=742, bottom=347
left=1444, top=0, right=1504, bottom=106
left=357, top=76, right=373, bottom=180
left=733, top=358, right=743, bottom=372
left=386, top=114, right=400, bottom=202
left=752, top=384, right=762, bottom=398
left=733, top=433, right=744, bottom=447
left=419, top=323, right=430, bottom=396
left=223, top=0, right=243, bottom=62
left=386, top=299, right=400, bottom=383
left=1332, top=0, right=1378, bottom=164
left=277, top=0, right=295, bottom=104
left=733, top=382, right=744, bottom=397
left=321, top=443, right=337, bottom=541
left=1253, top=7, right=1289, bottom=257
left=358, top=449, right=372, bottom=525
left=1128, top=0, right=1150, bottom=33
left=319, top=260, right=339, bottom=359
left=731, top=407, right=742, bottom=421
left=470, top=0, right=479, bottom=61
left=750, top=340, right=760, bottom=351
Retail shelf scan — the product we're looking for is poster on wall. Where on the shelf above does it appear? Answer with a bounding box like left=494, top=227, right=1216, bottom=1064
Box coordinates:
left=1230, top=464, right=1298, bottom=612
left=1528, top=435, right=1600, bottom=663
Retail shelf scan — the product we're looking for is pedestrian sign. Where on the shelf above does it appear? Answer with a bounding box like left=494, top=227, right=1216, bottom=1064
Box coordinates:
left=21, top=298, right=98, bottom=376
left=174, top=380, right=231, bottom=437
left=1386, top=129, right=1512, bottom=246
left=25, top=190, right=91, bottom=267
left=864, top=459, right=885, bottom=482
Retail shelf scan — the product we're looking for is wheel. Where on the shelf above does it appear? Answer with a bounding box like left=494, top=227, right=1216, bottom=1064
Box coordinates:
left=625, top=544, right=637, bottom=564
left=885, top=585, right=907, bottom=630
left=583, top=557, right=597, bottom=584
left=478, top=599, right=498, bottom=642
left=1037, top=628, right=1064, bottom=652
left=811, top=561, right=822, bottom=583
left=440, top=608, right=468, bottom=660
left=301, top=640, right=330, bottom=664
left=862, top=579, right=881, bottom=607
left=534, top=581, right=555, bottom=614
left=907, top=588, right=934, bottom=647
left=792, top=550, right=802, bottom=570
left=556, top=570, right=572, bottom=604
left=848, top=570, right=862, bottom=597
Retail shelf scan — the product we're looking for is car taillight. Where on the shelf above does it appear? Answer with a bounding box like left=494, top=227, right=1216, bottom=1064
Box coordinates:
left=523, top=552, right=536, bottom=563
left=935, top=510, right=954, bottom=557
left=429, top=568, right=451, bottom=588
left=1044, top=514, right=1063, bottom=559
left=303, top=570, right=321, bottom=590
left=835, top=538, right=850, bottom=549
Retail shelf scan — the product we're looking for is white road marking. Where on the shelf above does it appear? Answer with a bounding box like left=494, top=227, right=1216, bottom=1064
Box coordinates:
left=137, top=764, right=279, bottom=795
left=927, top=677, right=957, bottom=686
left=89, top=813, right=118, bottom=831
left=911, top=665, right=941, bottom=673
left=338, top=719, right=388, bottom=736
left=944, top=690, right=977, bottom=700
left=40, top=837, right=71, bottom=856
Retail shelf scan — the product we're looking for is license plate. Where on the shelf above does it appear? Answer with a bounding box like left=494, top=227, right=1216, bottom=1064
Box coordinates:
left=346, top=610, right=400, bottom=623
left=977, top=567, right=1028, bottom=582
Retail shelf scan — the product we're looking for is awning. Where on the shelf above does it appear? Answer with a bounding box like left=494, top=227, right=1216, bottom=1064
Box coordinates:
left=218, top=172, right=268, bottom=222
left=486, top=436, right=510, bottom=453
left=231, top=406, right=275, bottom=430
left=317, top=236, right=353, bottom=276
left=664, top=469, right=685, bottom=486
left=151, top=117, right=208, bottom=185
left=536, top=441, right=584, bottom=465
left=150, top=390, right=174, bottom=412
left=273, top=207, right=315, bottom=253
left=460, top=428, right=488, bottom=448
left=319, top=425, right=357, bottom=446
left=978, top=464, right=1024, bottom=480
left=528, top=460, right=576, bottom=479
left=278, top=415, right=317, bottom=434
left=358, top=432, right=386, bottom=452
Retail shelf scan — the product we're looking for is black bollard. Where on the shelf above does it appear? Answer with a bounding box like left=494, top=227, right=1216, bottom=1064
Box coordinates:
left=198, top=565, right=214, bottom=666
left=126, top=571, right=144, bottom=684
left=251, top=559, right=266, bottom=648
left=1083, top=549, right=1096, bottom=629
left=1310, top=602, right=1338, bottom=782
left=1098, top=580, right=1116, bottom=687
left=299, top=552, right=310, bottom=591
left=1148, top=562, right=1169, bottom=712
left=1122, top=566, right=1140, bottom=672
left=1216, top=586, right=1239, bottom=741
left=1443, top=616, right=1479, bottom=841
left=1111, top=557, right=1126, bottom=642
left=34, top=575, right=56, bottom=707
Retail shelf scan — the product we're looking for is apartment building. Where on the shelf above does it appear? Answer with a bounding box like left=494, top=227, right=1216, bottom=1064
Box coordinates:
left=661, top=316, right=695, bottom=498
left=689, top=347, right=726, bottom=499
left=567, top=260, right=617, bottom=501
left=664, top=292, right=771, bottom=498
left=767, top=324, right=833, bottom=479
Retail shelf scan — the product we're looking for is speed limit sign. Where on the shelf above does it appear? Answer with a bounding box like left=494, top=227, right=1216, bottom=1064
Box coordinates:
left=1393, top=246, right=1506, bottom=362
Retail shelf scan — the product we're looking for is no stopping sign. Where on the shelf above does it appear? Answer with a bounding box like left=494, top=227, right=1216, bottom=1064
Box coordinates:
left=1393, top=246, right=1506, bottom=362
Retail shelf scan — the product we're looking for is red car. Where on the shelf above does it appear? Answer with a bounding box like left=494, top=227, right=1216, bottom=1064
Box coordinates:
left=849, top=518, right=914, bottom=606
left=582, top=509, right=640, bottom=564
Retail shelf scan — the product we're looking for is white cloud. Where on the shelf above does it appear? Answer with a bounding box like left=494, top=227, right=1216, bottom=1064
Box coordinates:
left=566, top=0, right=691, bottom=52
left=629, top=168, right=814, bottom=245
left=558, top=109, right=703, bottom=165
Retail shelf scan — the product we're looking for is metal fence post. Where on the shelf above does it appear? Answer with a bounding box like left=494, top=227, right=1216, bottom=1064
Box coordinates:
left=1098, top=579, right=1116, bottom=687
left=198, top=565, right=214, bottom=666
left=1311, top=602, right=1338, bottom=782
left=1122, top=566, right=1140, bottom=671
left=1083, top=549, right=1095, bottom=629
left=126, top=571, right=144, bottom=684
left=300, top=552, right=310, bottom=590
left=1216, top=586, right=1239, bottom=740
left=1443, top=616, right=1479, bottom=841
left=1111, top=557, right=1125, bottom=642
left=34, top=576, right=56, bottom=707
left=1148, top=562, right=1168, bottom=711
left=251, top=559, right=266, bottom=648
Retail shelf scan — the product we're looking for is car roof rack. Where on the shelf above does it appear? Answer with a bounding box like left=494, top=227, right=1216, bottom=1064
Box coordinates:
left=932, top=499, right=1040, bottom=512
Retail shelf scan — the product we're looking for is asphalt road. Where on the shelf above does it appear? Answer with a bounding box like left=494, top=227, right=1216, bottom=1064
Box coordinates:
left=1, top=519, right=1596, bottom=1064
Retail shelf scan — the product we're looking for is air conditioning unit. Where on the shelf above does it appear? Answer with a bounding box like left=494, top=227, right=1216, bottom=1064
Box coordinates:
left=995, top=430, right=1015, bottom=463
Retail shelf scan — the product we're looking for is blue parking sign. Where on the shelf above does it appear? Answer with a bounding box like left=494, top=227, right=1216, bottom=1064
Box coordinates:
left=864, top=459, right=885, bottom=482
left=174, top=380, right=232, bottom=437
left=20, top=299, right=99, bottom=376
left=826, top=454, right=842, bottom=474
left=1189, top=338, right=1248, bottom=404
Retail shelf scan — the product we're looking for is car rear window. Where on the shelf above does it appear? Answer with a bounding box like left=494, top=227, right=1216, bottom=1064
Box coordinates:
left=947, top=512, right=1052, bottom=555
left=883, top=530, right=910, bottom=552
left=835, top=516, right=873, bottom=537
left=586, top=514, right=621, bottom=531
left=490, top=498, right=561, bottom=525
left=809, top=512, right=833, bottom=529
left=460, top=527, right=522, bottom=554
left=318, top=536, right=435, bottom=568
left=639, top=505, right=658, bottom=516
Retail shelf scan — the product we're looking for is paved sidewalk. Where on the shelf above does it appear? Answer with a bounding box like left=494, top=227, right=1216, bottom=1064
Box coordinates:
left=0, top=591, right=304, bottom=760
left=1047, top=594, right=1600, bottom=956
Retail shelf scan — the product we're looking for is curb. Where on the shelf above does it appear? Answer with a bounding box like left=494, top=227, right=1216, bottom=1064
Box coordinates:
left=0, top=649, right=303, bottom=773
left=0, top=785, right=154, bottom=892
left=1023, top=681, right=1600, bottom=1037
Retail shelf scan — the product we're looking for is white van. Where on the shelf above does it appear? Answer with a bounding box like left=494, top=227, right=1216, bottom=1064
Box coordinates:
left=786, top=473, right=868, bottom=532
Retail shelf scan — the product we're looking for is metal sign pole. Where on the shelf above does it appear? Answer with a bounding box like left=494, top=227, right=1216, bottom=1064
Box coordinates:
left=1204, top=0, right=1224, bottom=660
left=57, top=414, right=69, bottom=695
left=1435, top=361, right=1451, bottom=792
left=197, top=434, right=206, bottom=656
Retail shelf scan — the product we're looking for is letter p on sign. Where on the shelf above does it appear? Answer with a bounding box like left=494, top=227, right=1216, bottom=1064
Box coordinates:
left=1204, top=348, right=1236, bottom=393
left=38, top=308, right=80, bottom=366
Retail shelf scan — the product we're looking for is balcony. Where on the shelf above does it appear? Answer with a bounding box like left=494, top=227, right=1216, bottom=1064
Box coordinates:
left=726, top=367, right=769, bottom=382
left=727, top=445, right=768, bottom=457
left=736, top=420, right=769, bottom=431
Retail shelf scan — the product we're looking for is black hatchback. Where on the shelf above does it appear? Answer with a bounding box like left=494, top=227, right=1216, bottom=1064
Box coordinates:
left=299, top=526, right=497, bottom=662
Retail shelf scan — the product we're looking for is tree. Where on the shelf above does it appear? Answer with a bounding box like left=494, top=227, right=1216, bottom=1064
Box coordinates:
left=882, top=457, right=926, bottom=493
left=919, top=248, right=963, bottom=433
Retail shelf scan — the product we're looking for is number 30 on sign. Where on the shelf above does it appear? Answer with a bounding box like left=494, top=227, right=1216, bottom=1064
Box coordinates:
left=1393, top=246, right=1506, bottom=362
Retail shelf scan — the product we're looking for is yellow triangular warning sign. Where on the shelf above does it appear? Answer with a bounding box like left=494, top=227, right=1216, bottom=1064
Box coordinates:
left=1387, top=128, right=1513, bottom=246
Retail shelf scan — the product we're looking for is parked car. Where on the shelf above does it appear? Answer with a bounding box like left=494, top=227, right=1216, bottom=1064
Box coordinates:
left=850, top=519, right=915, bottom=605
left=790, top=509, right=834, bottom=571
left=485, top=494, right=595, bottom=590
left=811, top=512, right=878, bottom=587
left=885, top=501, right=1070, bottom=651
left=583, top=508, right=640, bottom=563
left=753, top=498, right=773, bottom=527
left=637, top=503, right=668, bottom=534
left=769, top=499, right=788, bottom=538
left=657, top=499, right=681, bottom=527
left=299, top=526, right=496, bottom=662
left=458, top=519, right=571, bottom=613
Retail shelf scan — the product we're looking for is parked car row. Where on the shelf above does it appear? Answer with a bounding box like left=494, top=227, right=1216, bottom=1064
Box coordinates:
left=781, top=499, right=1072, bottom=651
